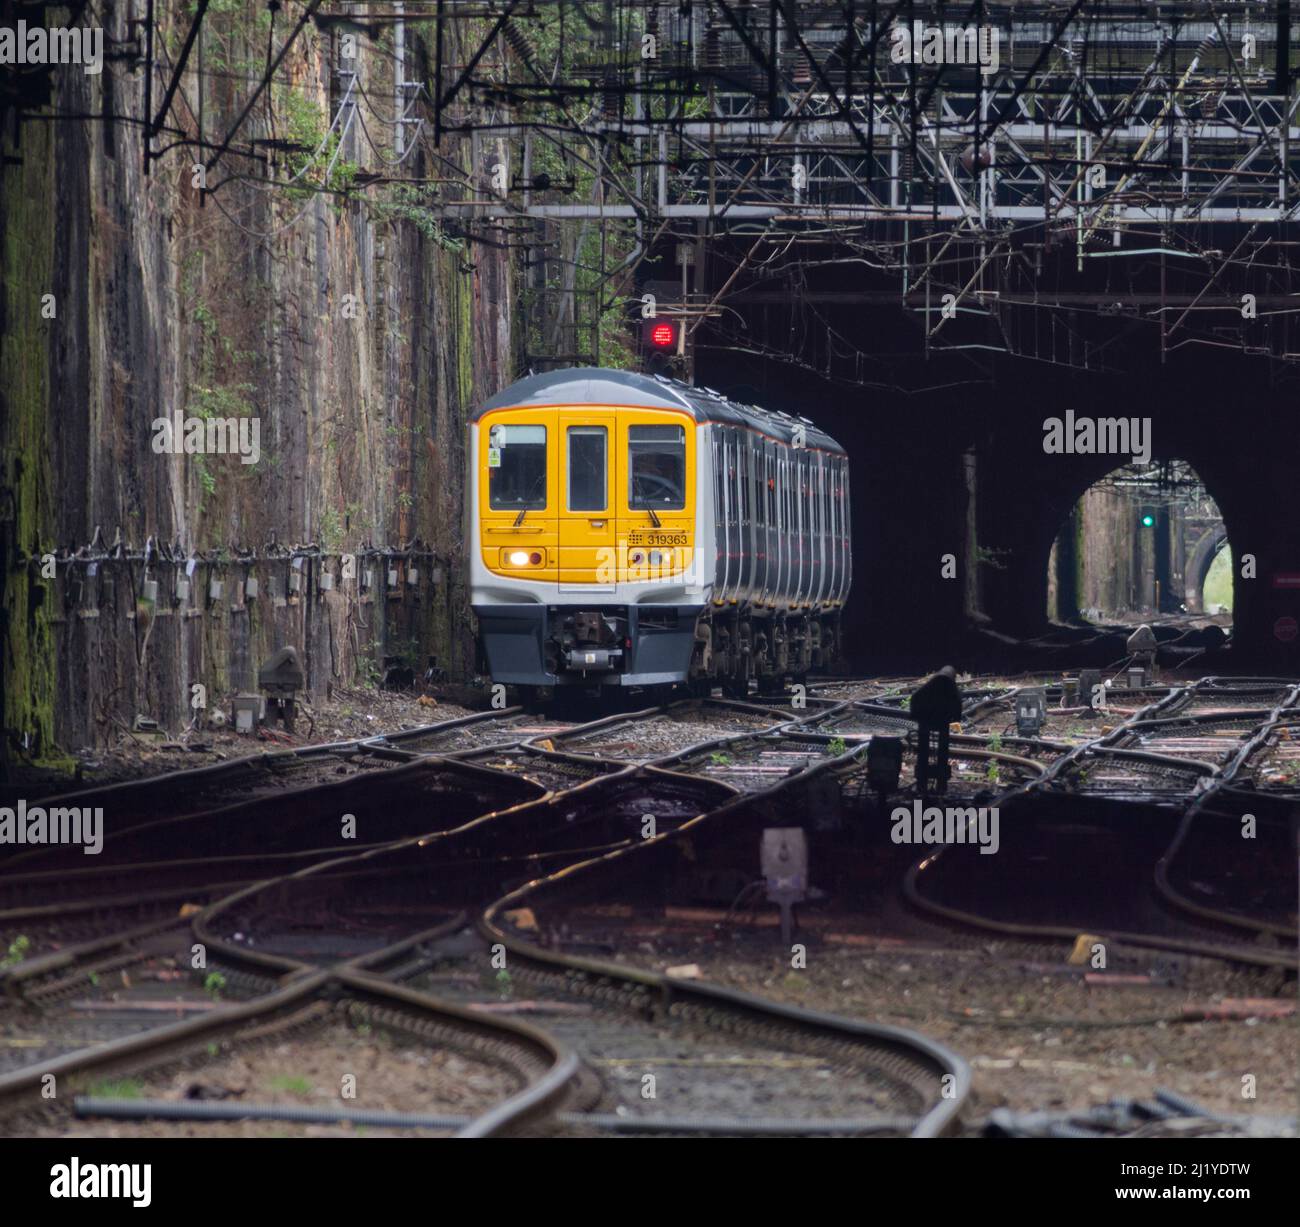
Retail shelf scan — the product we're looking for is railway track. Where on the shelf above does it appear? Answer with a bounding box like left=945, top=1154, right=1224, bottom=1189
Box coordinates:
left=472, top=737, right=970, bottom=1136
left=5, top=677, right=1292, bottom=1140
left=0, top=702, right=644, bottom=1134
left=905, top=678, right=1300, bottom=972
left=1, top=696, right=974, bottom=1137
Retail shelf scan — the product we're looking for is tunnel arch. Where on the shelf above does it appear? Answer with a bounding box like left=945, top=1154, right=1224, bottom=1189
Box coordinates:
left=1044, top=459, right=1233, bottom=624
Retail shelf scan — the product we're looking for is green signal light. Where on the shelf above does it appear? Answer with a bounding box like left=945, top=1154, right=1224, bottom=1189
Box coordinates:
left=1140, top=514, right=1155, bottom=527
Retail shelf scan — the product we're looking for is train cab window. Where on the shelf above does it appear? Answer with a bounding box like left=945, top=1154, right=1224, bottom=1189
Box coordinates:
left=567, top=426, right=607, bottom=511
left=629, top=424, right=685, bottom=510
left=488, top=424, right=547, bottom=510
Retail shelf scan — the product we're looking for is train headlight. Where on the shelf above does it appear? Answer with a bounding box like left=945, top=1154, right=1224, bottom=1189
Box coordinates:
left=502, top=549, right=545, bottom=568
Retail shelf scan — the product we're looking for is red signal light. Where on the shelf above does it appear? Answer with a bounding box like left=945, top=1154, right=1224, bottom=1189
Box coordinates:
left=649, top=321, right=676, bottom=348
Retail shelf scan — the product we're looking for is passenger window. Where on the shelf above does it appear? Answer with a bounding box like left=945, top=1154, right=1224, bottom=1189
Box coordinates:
left=741, top=442, right=751, bottom=521
left=488, top=424, right=546, bottom=510
left=629, top=424, right=686, bottom=510
left=567, top=426, right=607, bottom=512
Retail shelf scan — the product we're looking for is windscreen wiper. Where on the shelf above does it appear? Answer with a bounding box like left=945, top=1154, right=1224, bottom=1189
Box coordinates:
left=633, top=476, right=662, bottom=527
left=513, top=475, right=545, bottom=526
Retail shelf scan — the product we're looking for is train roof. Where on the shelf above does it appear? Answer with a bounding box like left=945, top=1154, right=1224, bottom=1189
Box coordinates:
left=476, top=368, right=846, bottom=453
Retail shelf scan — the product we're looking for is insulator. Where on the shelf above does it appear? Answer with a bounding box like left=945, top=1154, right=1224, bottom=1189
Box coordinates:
left=705, top=20, right=722, bottom=69
left=503, top=18, right=538, bottom=76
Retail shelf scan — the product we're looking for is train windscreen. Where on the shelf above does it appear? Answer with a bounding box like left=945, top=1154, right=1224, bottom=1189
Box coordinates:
left=488, top=423, right=547, bottom=509
left=629, top=424, right=685, bottom=510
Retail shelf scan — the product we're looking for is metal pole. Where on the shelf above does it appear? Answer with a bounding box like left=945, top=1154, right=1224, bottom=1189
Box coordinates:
left=434, top=0, right=445, bottom=147
left=394, top=1, right=405, bottom=157
left=143, top=0, right=154, bottom=174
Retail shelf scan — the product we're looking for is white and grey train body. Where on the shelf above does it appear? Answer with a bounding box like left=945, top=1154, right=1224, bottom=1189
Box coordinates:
left=468, top=368, right=851, bottom=693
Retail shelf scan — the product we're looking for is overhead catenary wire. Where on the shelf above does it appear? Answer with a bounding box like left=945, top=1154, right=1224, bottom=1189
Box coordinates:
left=13, top=1, right=1300, bottom=374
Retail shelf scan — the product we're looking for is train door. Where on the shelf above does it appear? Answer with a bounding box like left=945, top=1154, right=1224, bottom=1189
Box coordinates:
left=482, top=411, right=555, bottom=582
left=757, top=439, right=772, bottom=604
left=774, top=446, right=788, bottom=606
left=623, top=414, right=692, bottom=587
left=559, top=411, right=616, bottom=590
left=813, top=452, right=827, bottom=606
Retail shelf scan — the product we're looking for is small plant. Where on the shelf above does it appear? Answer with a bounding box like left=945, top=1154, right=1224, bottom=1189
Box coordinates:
left=203, top=971, right=227, bottom=1001
left=986, top=762, right=1001, bottom=784
left=88, top=1078, right=144, bottom=1099
left=372, top=184, right=468, bottom=254
left=974, top=545, right=1012, bottom=571
left=206, top=1042, right=220, bottom=1058
left=275, top=85, right=359, bottom=201
left=317, top=506, right=344, bottom=551
left=1, top=935, right=31, bottom=968
left=709, top=751, right=732, bottom=766
left=988, top=732, right=1003, bottom=752
left=268, top=1075, right=312, bottom=1095
left=826, top=736, right=847, bottom=756
left=495, top=968, right=513, bottom=999
left=87, top=970, right=100, bottom=988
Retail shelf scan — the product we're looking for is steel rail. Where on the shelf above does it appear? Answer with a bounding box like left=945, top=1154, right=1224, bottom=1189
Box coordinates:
left=1151, top=684, right=1300, bottom=941
left=2, top=696, right=992, bottom=1139
left=904, top=681, right=1299, bottom=968
left=478, top=741, right=972, bottom=1137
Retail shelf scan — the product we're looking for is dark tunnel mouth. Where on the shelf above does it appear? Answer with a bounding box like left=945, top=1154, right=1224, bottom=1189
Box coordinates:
left=688, top=324, right=1283, bottom=666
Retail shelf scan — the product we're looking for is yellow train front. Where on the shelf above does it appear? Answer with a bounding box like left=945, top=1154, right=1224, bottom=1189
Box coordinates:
left=469, top=368, right=851, bottom=696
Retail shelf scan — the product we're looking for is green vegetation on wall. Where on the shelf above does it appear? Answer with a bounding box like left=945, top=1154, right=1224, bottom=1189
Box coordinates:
left=0, top=129, right=58, bottom=766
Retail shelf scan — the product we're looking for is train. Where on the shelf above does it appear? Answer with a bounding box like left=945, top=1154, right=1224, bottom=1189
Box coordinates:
left=468, top=368, right=851, bottom=697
